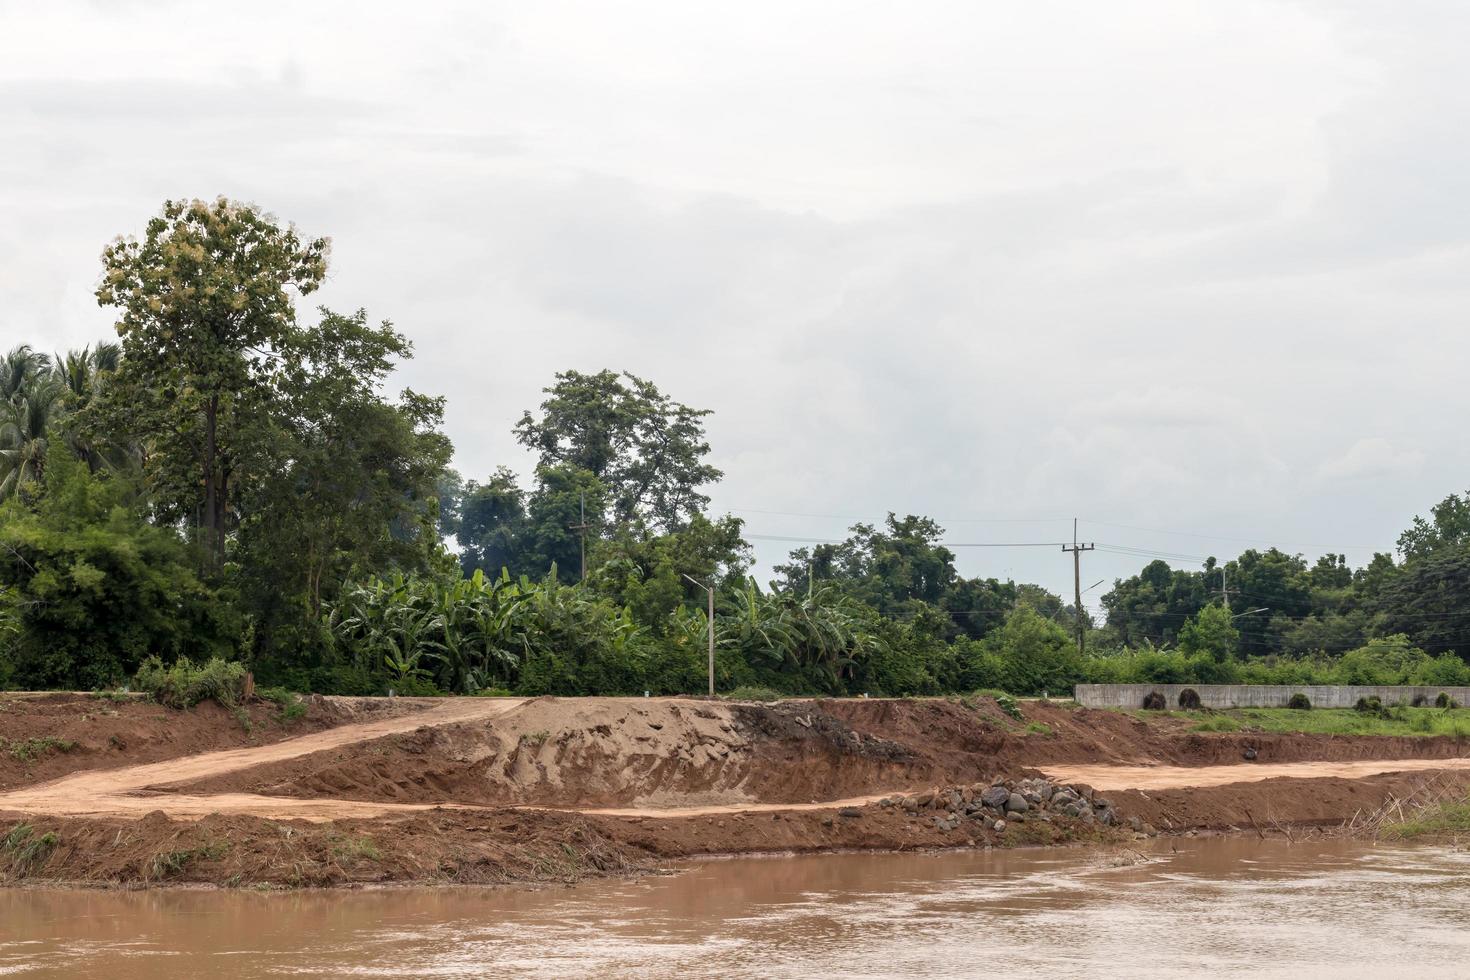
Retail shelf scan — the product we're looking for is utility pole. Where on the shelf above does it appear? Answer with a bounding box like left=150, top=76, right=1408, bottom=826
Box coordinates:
left=683, top=574, right=715, bottom=696
left=1061, top=518, right=1095, bottom=655
left=568, top=492, right=590, bottom=582
left=1220, top=564, right=1230, bottom=613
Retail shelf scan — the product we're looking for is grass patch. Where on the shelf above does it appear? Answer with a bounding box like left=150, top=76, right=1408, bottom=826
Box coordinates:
left=2, top=823, right=59, bottom=874
left=148, top=840, right=230, bottom=880
left=726, top=686, right=782, bottom=702
left=1381, top=800, right=1470, bottom=841
left=1164, top=707, right=1470, bottom=737
left=4, top=736, right=77, bottom=763
left=331, top=836, right=381, bottom=863
left=975, top=689, right=1024, bottom=721
left=1023, top=721, right=1052, bottom=736
left=257, top=687, right=308, bottom=723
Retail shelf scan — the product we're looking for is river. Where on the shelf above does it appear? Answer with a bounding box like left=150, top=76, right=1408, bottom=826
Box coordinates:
left=3, top=838, right=1469, bottom=978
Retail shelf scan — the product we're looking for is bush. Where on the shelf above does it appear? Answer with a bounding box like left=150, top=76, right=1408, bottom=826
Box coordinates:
left=727, top=685, right=782, bottom=702
left=134, top=656, right=248, bottom=709
left=1354, top=695, right=1379, bottom=712
left=1437, top=692, right=1459, bottom=709
left=1412, top=694, right=1430, bottom=707
left=975, top=689, right=1023, bottom=720
left=1287, top=692, right=1312, bottom=710
left=1177, top=688, right=1202, bottom=709
left=1142, top=690, right=1167, bottom=710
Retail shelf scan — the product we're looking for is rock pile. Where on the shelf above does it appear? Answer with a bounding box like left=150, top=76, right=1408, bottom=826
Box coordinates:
left=876, top=776, right=1154, bottom=836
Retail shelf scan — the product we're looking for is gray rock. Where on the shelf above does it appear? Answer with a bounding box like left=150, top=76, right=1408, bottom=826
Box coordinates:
left=981, top=786, right=1012, bottom=809
left=838, top=806, right=863, bottom=819
left=1005, top=792, right=1030, bottom=813
left=949, top=790, right=964, bottom=810
left=1098, top=808, right=1116, bottom=827
left=993, top=819, right=1007, bottom=833
left=1127, top=815, right=1143, bottom=832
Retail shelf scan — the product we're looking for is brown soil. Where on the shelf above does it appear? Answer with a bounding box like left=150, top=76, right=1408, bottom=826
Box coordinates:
left=0, top=692, right=427, bottom=792
left=1, top=694, right=1467, bottom=888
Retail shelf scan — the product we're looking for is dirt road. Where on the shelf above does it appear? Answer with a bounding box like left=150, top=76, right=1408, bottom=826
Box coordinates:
left=1044, top=757, right=1470, bottom=791
left=5, top=693, right=1470, bottom=825
left=0, top=697, right=527, bottom=822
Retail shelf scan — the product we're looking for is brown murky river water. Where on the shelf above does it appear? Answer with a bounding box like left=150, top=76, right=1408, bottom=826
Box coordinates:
left=3, top=838, right=1469, bottom=978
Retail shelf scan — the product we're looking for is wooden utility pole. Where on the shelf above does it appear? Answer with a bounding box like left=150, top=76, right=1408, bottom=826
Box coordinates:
left=568, top=492, right=591, bottom=582
left=1061, top=518, right=1095, bottom=655
left=1220, top=564, right=1230, bottom=612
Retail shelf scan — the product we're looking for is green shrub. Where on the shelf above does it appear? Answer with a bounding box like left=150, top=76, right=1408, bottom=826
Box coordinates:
left=1287, top=693, right=1312, bottom=710
left=134, top=656, right=248, bottom=709
left=727, top=685, right=782, bottom=702
left=971, top=689, right=1023, bottom=720
left=473, top=687, right=517, bottom=698
left=1437, top=692, right=1459, bottom=709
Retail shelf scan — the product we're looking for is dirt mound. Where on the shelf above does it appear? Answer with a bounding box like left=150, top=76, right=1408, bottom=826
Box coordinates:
left=0, top=693, right=420, bottom=791
left=152, top=696, right=1470, bottom=815
left=174, top=698, right=939, bottom=808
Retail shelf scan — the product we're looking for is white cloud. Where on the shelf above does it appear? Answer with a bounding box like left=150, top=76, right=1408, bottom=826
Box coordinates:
left=2, top=0, right=1466, bottom=609
left=1317, top=438, right=1426, bottom=482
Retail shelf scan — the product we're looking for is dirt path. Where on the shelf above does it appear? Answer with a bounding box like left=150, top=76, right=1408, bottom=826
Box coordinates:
left=7, top=691, right=1470, bottom=825
left=0, top=697, right=527, bottom=822
left=1044, top=757, right=1470, bottom=791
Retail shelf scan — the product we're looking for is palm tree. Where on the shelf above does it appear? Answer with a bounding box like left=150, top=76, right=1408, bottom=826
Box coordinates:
left=0, top=376, right=64, bottom=498
left=0, top=345, right=48, bottom=406
left=50, top=342, right=120, bottom=405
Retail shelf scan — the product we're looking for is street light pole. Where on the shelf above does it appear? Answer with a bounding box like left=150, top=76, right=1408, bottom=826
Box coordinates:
left=683, top=574, right=715, bottom=696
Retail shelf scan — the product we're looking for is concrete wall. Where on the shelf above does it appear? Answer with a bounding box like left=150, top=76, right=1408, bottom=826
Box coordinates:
left=1072, top=683, right=1470, bottom=710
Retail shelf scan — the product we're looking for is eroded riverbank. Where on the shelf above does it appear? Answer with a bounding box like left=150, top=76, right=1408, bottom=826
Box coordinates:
left=2, top=693, right=1468, bottom=888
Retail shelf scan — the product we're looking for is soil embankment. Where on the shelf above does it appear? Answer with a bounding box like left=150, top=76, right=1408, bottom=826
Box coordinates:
left=1, top=694, right=1466, bottom=888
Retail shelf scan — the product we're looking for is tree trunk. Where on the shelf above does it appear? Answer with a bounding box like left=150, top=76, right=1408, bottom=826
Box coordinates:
left=202, top=395, right=227, bottom=571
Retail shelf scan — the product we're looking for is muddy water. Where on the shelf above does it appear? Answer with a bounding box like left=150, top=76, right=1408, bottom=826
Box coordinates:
left=4, top=839, right=1470, bottom=978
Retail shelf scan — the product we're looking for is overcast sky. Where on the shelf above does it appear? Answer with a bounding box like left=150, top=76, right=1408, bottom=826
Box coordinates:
left=3, top=0, right=1466, bottom=613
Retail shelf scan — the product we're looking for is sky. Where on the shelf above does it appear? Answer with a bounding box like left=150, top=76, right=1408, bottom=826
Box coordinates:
left=2, top=0, right=1467, bottom=616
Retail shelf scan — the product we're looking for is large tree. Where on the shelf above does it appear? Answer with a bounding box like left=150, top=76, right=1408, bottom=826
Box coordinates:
left=514, top=370, right=721, bottom=531
left=232, top=309, right=454, bottom=649
left=0, top=449, right=233, bottom=688
left=1398, top=492, right=1470, bottom=564
left=95, top=197, right=328, bottom=569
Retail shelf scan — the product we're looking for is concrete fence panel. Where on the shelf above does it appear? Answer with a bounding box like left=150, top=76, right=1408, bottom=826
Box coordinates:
left=1072, top=684, right=1470, bottom=710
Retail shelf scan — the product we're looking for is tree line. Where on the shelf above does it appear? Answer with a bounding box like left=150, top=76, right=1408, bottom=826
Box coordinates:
left=3, top=197, right=1468, bottom=698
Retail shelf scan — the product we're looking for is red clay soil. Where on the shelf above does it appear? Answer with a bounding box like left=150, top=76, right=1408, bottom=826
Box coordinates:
left=2, top=798, right=1115, bottom=889
left=0, top=693, right=424, bottom=792
left=4, top=694, right=1470, bottom=889
left=170, top=697, right=1470, bottom=812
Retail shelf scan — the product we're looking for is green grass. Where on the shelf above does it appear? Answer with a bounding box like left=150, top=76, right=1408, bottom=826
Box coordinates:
left=331, top=836, right=381, bottom=862
left=1024, top=721, right=1053, bottom=736
left=1160, top=707, right=1470, bottom=737
left=4, top=737, right=77, bottom=763
left=148, top=840, right=229, bottom=880
left=726, top=686, right=782, bottom=702
left=1381, top=800, right=1470, bottom=841
left=2, top=823, right=59, bottom=873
